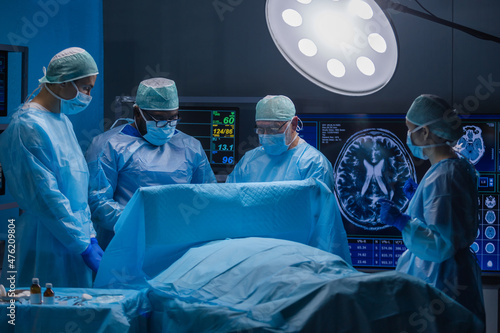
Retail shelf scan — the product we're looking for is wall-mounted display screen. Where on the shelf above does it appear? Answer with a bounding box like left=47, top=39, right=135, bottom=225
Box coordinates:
left=0, top=51, right=7, bottom=116
left=298, top=113, right=500, bottom=274
left=177, top=106, right=238, bottom=169
left=0, top=240, right=4, bottom=278
left=0, top=130, right=4, bottom=196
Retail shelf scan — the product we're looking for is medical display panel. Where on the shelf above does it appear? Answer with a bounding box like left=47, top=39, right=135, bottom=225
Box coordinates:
left=177, top=106, right=238, bottom=168
left=298, top=113, right=500, bottom=273
left=0, top=131, right=4, bottom=196
left=0, top=51, right=6, bottom=116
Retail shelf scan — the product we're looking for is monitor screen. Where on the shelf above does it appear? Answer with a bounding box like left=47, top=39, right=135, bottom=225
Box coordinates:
left=298, top=113, right=500, bottom=274
left=177, top=106, right=238, bottom=177
left=0, top=51, right=6, bottom=116
left=0, top=240, right=4, bottom=278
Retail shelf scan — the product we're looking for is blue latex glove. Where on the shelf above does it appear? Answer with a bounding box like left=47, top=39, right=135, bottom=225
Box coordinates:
left=91, top=237, right=104, bottom=257
left=378, top=199, right=410, bottom=231
left=403, top=178, right=418, bottom=200
left=81, top=238, right=103, bottom=272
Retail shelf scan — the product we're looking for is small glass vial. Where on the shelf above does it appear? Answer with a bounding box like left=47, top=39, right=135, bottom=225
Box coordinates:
left=30, top=278, right=42, bottom=304
left=43, top=283, right=55, bottom=305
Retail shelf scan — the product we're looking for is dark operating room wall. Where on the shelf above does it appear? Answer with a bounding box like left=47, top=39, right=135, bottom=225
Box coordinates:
left=103, top=0, right=500, bottom=127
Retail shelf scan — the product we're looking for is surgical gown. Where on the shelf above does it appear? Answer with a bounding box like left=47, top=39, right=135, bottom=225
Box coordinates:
left=226, top=140, right=351, bottom=263
left=0, top=103, right=94, bottom=288
left=86, top=124, right=216, bottom=249
left=397, top=157, right=485, bottom=322
left=227, top=139, right=335, bottom=191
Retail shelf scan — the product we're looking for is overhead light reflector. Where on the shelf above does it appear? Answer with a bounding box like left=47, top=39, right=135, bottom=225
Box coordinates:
left=266, top=0, right=399, bottom=96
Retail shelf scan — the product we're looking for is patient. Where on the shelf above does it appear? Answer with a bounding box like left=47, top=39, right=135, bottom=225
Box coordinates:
left=147, top=237, right=485, bottom=332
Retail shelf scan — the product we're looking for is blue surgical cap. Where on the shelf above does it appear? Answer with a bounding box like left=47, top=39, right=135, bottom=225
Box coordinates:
left=136, top=78, right=179, bottom=111
left=39, top=47, right=98, bottom=84
left=256, top=95, right=296, bottom=121
left=406, top=94, right=463, bottom=141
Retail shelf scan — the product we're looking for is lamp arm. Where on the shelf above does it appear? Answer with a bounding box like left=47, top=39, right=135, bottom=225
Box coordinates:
left=377, top=0, right=500, bottom=44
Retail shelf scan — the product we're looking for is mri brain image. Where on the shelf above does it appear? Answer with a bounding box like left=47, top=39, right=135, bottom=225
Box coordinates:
left=455, top=125, right=485, bottom=164
left=485, top=195, right=497, bottom=209
left=485, top=210, right=496, bottom=224
left=471, top=242, right=479, bottom=253
left=485, top=226, right=496, bottom=240
left=334, top=129, right=416, bottom=230
left=485, top=243, right=496, bottom=254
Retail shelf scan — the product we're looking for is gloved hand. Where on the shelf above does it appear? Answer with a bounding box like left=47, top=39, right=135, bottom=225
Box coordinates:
left=378, top=199, right=410, bottom=231
left=81, top=238, right=103, bottom=272
left=91, top=237, right=104, bottom=257
left=403, top=178, right=418, bottom=200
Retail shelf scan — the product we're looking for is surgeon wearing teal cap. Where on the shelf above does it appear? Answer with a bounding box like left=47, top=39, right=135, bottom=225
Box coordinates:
left=378, top=94, right=485, bottom=323
left=226, top=95, right=351, bottom=264
left=86, top=77, right=216, bottom=249
left=0, top=47, right=102, bottom=288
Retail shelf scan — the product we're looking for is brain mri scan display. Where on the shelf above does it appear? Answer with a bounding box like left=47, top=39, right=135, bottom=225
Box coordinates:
left=471, top=242, right=480, bottom=253
left=485, top=195, right=497, bottom=209
left=334, top=128, right=416, bottom=230
left=298, top=113, right=500, bottom=272
left=485, top=210, right=496, bottom=224
left=455, top=125, right=485, bottom=165
left=485, top=243, right=496, bottom=254
left=485, top=226, right=496, bottom=240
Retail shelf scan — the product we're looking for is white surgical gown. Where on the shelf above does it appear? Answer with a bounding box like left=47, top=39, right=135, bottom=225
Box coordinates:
left=85, top=124, right=216, bottom=249
left=0, top=103, right=94, bottom=287
left=226, top=140, right=351, bottom=264
left=397, top=157, right=485, bottom=322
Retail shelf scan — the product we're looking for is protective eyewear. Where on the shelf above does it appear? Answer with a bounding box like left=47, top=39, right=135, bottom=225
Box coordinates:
left=142, top=109, right=181, bottom=128
left=255, top=121, right=289, bottom=135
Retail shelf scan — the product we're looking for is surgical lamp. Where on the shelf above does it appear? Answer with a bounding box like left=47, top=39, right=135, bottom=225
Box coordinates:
left=266, top=0, right=500, bottom=96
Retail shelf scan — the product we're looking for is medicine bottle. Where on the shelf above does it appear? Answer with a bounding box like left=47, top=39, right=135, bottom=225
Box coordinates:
left=43, top=283, right=55, bottom=305
left=30, top=278, right=42, bottom=304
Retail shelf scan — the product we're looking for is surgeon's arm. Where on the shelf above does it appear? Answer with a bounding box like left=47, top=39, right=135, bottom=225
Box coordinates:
left=226, top=152, right=256, bottom=183
left=401, top=194, right=456, bottom=263
left=190, top=141, right=217, bottom=184
left=301, top=150, right=336, bottom=191
left=225, top=155, right=246, bottom=183
left=86, top=143, right=125, bottom=231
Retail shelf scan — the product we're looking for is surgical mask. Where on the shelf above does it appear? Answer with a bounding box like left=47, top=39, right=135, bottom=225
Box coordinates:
left=259, top=121, right=297, bottom=156
left=406, top=119, right=448, bottom=160
left=137, top=108, right=176, bottom=146
left=45, top=82, right=92, bottom=115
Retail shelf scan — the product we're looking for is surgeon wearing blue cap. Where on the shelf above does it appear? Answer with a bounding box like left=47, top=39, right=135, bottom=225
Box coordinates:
left=86, top=78, right=216, bottom=249
left=226, top=95, right=351, bottom=264
left=378, top=94, right=485, bottom=323
left=0, top=47, right=102, bottom=288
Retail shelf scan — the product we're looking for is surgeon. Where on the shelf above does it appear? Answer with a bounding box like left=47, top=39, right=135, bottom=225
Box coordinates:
left=0, top=47, right=102, bottom=288
left=86, top=77, right=216, bottom=249
left=226, top=95, right=351, bottom=263
left=226, top=95, right=335, bottom=189
left=378, top=94, right=485, bottom=323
